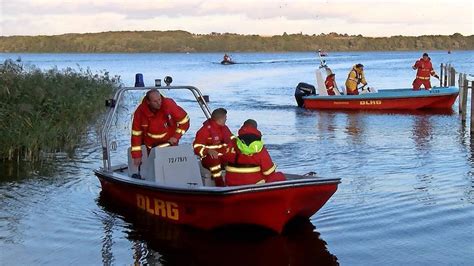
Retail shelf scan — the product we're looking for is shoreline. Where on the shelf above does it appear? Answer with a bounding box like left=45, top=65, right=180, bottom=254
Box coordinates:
left=1, top=31, right=472, bottom=53
left=1, top=50, right=473, bottom=54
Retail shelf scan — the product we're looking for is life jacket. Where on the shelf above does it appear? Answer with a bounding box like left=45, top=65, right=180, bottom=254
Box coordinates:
left=345, top=66, right=366, bottom=92
left=414, top=58, right=435, bottom=79
left=224, top=125, right=278, bottom=186
left=193, top=119, right=234, bottom=158
left=325, top=77, right=336, bottom=95
left=131, top=96, right=189, bottom=158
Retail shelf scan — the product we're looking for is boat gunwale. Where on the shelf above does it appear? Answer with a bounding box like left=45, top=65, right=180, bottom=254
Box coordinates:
left=94, top=168, right=341, bottom=196
left=302, top=86, right=459, bottom=101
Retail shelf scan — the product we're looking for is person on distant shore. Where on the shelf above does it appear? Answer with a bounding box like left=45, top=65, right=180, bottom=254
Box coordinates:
left=130, top=89, right=190, bottom=167
left=193, top=108, right=235, bottom=187
left=223, top=119, right=286, bottom=186
left=412, top=53, right=439, bottom=90
left=345, top=64, right=367, bottom=95
left=325, top=73, right=337, bottom=95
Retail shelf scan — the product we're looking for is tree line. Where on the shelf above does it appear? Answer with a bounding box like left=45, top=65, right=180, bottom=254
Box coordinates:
left=0, top=31, right=472, bottom=52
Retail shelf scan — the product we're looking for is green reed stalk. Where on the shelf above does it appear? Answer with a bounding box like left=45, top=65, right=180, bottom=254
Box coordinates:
left=0, top=59, right=119, bottom=162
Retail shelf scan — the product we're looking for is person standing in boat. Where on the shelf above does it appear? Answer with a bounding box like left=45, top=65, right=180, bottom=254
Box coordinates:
left=223, top=119, right=286, bottom=186
left=130, top=89, right=190, bottom=166
left=345, top=64, right=367, bottom=95
left=223, top=53, right=231, bottom=62
left=412, top=53, right=439, bottom=90
left=325, top=73, right=337, bottom=95
left=193, top=108, right=235, bottom=187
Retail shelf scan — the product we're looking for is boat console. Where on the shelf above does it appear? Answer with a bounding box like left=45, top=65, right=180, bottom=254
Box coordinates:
left=127, top=145, right=215, bottom=187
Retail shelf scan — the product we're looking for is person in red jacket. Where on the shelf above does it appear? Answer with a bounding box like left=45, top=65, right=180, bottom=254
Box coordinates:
left=412, top=53, right=439, bottom=90
left=223, top=119, right=286, bottom=186
left=193, top=108, right=234, bottom=186
left=325, top=73, right=336, bottom=95
left=131, top=89, right=190, bottom=166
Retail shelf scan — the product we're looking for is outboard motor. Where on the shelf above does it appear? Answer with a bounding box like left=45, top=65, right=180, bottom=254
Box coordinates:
left=134, top=73, right=145, bottom=87
left=294, top=82, right=316, bottom=107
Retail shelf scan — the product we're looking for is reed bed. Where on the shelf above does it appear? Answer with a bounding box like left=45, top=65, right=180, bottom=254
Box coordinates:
left=0, top=59, right=119, bottom=162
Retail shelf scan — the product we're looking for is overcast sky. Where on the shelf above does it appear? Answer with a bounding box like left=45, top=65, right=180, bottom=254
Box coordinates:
left=0, top=0, right=472, bottom=37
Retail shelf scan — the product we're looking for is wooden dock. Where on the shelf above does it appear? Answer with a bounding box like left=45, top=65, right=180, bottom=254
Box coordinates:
left=441, top=63, right=474, bottom=133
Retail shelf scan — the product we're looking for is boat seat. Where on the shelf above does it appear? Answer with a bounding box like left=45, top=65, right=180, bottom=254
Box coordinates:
left=315, top=69, right=328, bottom=96
left=315, top=68, right=341, bottom=96
left=199, top=161, right=218, bottom=187
left=128, top=145, right=204, bottom=187
left=127, top=145, right=149, bottom=178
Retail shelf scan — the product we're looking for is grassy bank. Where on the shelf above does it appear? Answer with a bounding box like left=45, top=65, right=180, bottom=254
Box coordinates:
left=1, top=31, right=473, bottom=52
left=0, top=60, right=119, bottom=162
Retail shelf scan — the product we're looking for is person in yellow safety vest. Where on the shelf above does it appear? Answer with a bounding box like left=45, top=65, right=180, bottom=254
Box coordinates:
left=223, top=119, right=286, bottom=186
left=345, top=64, right=367, bottom=95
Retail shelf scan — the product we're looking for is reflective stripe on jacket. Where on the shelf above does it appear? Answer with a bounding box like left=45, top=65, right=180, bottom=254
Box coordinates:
left=223, top=140, right=278, bottom=186
left=192, top=119, right=234, bottom=158
left=413, top=58, right=436, bottom=79
left=345, top=66, right=367, bottom=93
left=131, top=96, right=189, bottom=158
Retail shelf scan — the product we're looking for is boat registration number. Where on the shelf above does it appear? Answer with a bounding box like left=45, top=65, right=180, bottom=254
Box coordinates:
left=136, top=194, right=179, bottom=220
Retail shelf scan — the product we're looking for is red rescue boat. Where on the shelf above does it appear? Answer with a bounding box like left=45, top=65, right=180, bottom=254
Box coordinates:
left=95, top=85, right=340, bottom=233
left=95, top=170, right=339, bottom=233
left=296, top=86, right=459, bottom=110
left=295, top=63, right=459, bottom=111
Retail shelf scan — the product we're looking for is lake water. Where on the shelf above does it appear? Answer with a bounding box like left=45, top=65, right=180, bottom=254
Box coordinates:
left=1, top=51, right=473, bottom=265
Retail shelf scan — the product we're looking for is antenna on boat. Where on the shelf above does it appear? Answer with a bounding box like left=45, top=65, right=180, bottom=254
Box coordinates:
left=318, top=50, right=327, bottom=69
left=316, top=50, right=342, bottom=95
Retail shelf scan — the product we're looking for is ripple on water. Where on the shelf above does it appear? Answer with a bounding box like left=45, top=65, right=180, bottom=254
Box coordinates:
left=1, top=52, right=474, bottom=265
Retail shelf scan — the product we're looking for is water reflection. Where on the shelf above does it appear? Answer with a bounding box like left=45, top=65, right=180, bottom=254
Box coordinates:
left=413, top=174, right=436, bottom=205
left=97, top=193, right=339, bottom=266
left=315, top=111, right=338, bottom=138
left=100, top=212, right=115, bottom=265
left=344, top=112, right=365, bottom=144
left=411, top=115, right=433, bottom=152
left=466, top=137, right=474, bottom=204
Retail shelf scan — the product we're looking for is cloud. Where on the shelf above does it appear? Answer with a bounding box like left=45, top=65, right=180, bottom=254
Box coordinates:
left=0, top=0, right=472, bottom=36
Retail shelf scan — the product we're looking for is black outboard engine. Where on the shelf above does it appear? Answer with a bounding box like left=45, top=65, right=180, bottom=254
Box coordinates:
left=294, top=82, right=316, bottom=107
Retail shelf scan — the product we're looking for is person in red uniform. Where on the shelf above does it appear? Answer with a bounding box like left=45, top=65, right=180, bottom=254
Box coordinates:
left=412, top=53, right=439, bottom=90
left=224, top=119, right=286, bottom=186
left=131, top=89, right=190, bottom=166
left=193, top=108, right=235, bottom=186
left=325, top=73, right=337, bottom=95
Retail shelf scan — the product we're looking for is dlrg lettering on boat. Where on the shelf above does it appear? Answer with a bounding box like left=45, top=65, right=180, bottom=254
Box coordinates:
left=136, top=194, right=179, bottom=220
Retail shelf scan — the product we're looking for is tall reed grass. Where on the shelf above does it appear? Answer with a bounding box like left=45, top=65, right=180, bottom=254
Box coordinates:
left=0, top=59, right=119, bottom=162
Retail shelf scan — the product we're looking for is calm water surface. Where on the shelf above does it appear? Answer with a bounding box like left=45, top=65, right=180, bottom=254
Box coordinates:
left=1, top=51, right=473, bottom=265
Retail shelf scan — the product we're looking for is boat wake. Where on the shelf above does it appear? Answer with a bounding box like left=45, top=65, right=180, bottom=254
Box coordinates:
left=212, top=58, right=317, bottom=65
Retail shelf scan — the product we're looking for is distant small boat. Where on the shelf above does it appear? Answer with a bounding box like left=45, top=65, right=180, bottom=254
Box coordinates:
left=221, top=60, right=236, bottom=65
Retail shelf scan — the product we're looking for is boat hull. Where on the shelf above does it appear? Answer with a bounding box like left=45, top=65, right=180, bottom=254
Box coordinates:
left=221, top=60, right=236, bottom=65
left=300, top=87, right=459, bottom=110
left=95, top=170, right=340, bottom=233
